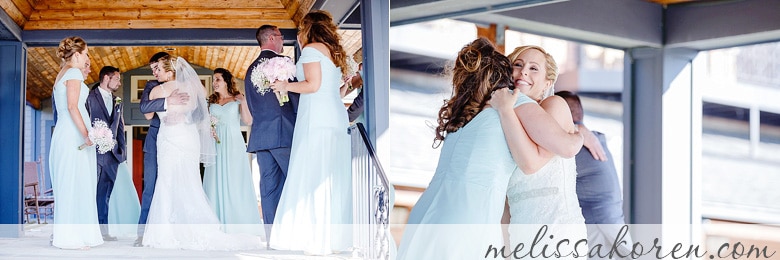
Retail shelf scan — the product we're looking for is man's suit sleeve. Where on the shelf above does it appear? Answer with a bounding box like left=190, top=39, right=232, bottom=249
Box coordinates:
left=140, top=81, right=166, bottom=114
left=116, top=104, right=127, bottom=162
left=245, top=72, right=256, bottom=117
left=347, top=90, right=364, bottom=122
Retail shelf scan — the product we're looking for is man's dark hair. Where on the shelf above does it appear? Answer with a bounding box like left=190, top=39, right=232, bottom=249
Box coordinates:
left=555, top=90, right=584, bottom=123
left=256, top=24, right=278, bottom=46
left=98, top=66, right=120, bottom=84
left=149, top=51, right=170, bottom=64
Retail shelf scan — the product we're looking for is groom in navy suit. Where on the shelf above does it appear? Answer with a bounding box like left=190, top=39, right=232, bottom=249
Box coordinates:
left=244, top=24, right=299, bottom=244
left=86, top=66, right=126, bottom=241
left=134, top=52, right=189, bottom=247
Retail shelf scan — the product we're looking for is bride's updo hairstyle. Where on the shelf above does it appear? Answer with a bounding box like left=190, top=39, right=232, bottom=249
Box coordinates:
left=297, top=10, right=348, bottom=76
left=57, top=36, right=87, bottom=67
left=157, top=55, right=177, bottom=81
left=433, top=37, right=514, bottom=148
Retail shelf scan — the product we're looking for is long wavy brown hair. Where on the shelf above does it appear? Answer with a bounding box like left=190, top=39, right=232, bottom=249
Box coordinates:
left=433, top=37, right=514, bottom=148
left=297, top=10, right=348, bottom=75
left=207, top=68, right=240, bottom=105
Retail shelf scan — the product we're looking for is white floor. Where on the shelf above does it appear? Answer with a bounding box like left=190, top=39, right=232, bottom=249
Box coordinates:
left=0, top=224, right=356, bottom=260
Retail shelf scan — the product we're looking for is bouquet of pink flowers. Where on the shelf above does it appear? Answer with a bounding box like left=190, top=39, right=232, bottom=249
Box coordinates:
left=78, top=119, right=116, bottom=154
left=210, top=115, right=221, bottom=144
left=251, top=56, right=296, bottom=106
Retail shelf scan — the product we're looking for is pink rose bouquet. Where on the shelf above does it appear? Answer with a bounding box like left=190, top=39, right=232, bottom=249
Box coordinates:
left=79, top=119, right=116, bottom=154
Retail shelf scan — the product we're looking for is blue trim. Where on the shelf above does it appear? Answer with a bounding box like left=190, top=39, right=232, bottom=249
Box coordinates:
left=362, top=0, right=389, bottom=145
left=22, top=28, right=299, bottom=47
left=43, top=120, right=54, bottom=192
left=0, top=6, right=22, bottom=41
left=0, top=41, right=24, bottom=236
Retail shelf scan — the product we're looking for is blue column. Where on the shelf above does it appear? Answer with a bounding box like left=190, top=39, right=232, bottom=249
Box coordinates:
left=623, top=47, right=699, bottom=224
left=360, top=0, right=389, bottom=145
left=0, top=41, right=25, bottom=237
left=623, top=46, right=699, bottom=246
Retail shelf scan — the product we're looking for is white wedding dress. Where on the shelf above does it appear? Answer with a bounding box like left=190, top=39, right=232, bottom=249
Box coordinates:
left=142, top=58, right=262, bottom=250
left=507, top=156, right=587, bottom=257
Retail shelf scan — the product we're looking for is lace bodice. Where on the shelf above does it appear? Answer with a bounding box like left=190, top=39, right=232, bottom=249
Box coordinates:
left=507, top=156, right=584, bottom=224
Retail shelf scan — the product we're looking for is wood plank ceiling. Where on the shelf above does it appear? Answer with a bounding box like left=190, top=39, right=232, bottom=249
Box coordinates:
left=0, top=0, right=363, bottom=109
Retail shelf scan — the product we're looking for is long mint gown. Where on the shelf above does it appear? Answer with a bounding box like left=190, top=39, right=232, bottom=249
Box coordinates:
left=108, top=161, right=141, bottom=238
left=203, top=101, right=264, bottom=237
left=269, top=47, right=352, bottom=255
left=397, top=94, right=534, bottom=259
left=48, top=68, right=104, bottom=249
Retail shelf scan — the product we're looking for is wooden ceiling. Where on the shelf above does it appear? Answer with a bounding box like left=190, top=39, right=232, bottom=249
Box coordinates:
left=0, top=0, right=364, bottom=109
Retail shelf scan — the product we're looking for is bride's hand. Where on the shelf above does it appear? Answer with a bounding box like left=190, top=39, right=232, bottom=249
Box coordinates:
left=488, top=88, right=518, bottom=113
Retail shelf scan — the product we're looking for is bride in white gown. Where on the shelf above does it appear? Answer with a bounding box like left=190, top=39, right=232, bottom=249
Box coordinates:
left=143, top=56, right=262, bottom=250
left=492, top=45, right=587, bottom=257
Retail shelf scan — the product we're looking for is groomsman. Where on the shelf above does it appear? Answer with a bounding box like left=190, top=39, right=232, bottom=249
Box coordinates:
left=555, top=91, right=632, bottom=258
left=86, top=66, right=126, bottom=241
left=244, top=24, right=299, bottom=245
left=135, top=52, right=189, bottom=247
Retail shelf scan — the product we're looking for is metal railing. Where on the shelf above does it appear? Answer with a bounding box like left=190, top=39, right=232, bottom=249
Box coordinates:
left=349, top=123, right=391, bottom=260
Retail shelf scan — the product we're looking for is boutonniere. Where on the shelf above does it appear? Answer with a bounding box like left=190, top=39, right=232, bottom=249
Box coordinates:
left=115, top=96, right=122, bottom=105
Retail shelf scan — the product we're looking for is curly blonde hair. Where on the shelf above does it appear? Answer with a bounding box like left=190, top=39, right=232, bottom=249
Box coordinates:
left=433, top=38, right=514, bottom=148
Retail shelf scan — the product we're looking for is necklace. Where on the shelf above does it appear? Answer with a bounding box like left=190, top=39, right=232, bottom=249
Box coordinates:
left=218, top=95, right=234, bottom=104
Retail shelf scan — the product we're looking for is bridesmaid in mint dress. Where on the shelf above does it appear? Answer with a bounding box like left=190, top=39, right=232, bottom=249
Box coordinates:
left=203, top=68, right=263, bottom=237
left=397, top=38, right=534, bottom=259
left=48, top=36, right=104, bottom=249
left=268, top=10, right=352, bottom=255
left=107, top=161, right=141, bottom=238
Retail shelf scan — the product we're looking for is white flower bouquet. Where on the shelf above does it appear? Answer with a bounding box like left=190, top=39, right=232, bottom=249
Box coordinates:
left=210, top=115, right=221, bottom=144
left=251, top=56, right=296, bottom=106
left=79, top=119, right=116, bottom=154
left=345, top=56, right=359, bottom=79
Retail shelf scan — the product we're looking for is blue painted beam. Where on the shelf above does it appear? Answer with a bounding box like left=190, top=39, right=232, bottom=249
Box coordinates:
left=391, top=0, right=562, bottom=27
left=665, top=0, right=780, bottom=50
left=22, top=28, right=300, bottom=47
left=0, top=41, right=25, bottom=237
left=465, top=0, right=663, bottom=49
left=0, top=6, right=22, bottom=41
left=362, top=0, right=390, bottom=145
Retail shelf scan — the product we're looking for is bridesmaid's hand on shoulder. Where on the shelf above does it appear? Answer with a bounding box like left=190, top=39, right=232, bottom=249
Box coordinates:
left=235, top=93, right=246, bottom=104
left=488, top=88, right=518, bottom=115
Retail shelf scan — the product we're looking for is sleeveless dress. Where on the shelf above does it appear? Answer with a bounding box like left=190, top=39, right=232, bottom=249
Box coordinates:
left=142, top=85, right=262, bottom=250
left=48, top=68, right=104, bottom=249
left=203, top=101, right=264, bottom=237
left=108, top=161, right=141, bottom=238
left=269, top=47, right=352, bottom=255
left=397, top=95, right=534, bottom=260
left=506, top=156, right=587, bottom=257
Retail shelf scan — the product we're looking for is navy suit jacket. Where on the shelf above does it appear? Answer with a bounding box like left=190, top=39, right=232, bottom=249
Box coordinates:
left=86, top=86, right=126, bottom=165
left=244, top=50, right=300, bottom=153
left=139, top=80, right=164, bottom=154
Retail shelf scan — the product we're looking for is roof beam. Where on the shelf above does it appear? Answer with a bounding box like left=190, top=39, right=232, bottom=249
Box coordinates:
left=465, top=0, right=663, bottom=49
left=0, top=4, right=22, bottom=41
left=391, top=0, right=564, bottom=27
left=22, top=28, right=299, bottom=47
left=664, top=0, right=780, bottom=50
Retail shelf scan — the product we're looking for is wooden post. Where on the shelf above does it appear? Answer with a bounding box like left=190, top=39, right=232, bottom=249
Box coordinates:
left=476, top=23, right=507, bottom=54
